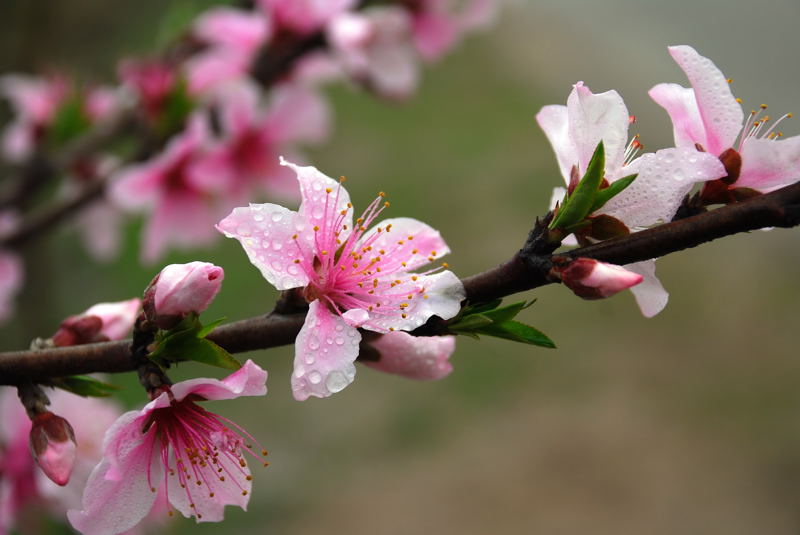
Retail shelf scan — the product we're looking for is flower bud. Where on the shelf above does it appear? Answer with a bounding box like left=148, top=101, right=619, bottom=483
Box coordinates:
left=29, top=411, right=77, bottom=486
left=363, top=332, right=456, bottom=380
left=153, top=262, right=224, bottom=318
left=51, top=298, right=141, bottom=346
left=555, top=258, right=643, bottom=300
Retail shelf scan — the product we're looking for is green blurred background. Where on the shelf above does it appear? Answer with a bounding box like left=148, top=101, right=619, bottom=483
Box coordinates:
left=3, top=1, right=800, bottom=533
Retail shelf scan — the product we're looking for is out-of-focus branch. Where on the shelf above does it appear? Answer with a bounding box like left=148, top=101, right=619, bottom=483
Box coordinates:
left=1, top=181, right=799, bottom=385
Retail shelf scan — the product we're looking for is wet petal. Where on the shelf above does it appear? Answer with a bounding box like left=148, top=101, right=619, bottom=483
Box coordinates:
left=567, top=81, right=630, bottom=173
left=357, top=217, right=450, bottom=273
left=649, top=82, right=707, bottom=150
left=217, top=203, right=310, bottom=290
left=625, top=260, right=668, bottom=318
left=737, top=135, right=800, bottom=192
left=364, top=332, right=455, bottom=380
left=536, top=104, right=575, bottom=183
left=171, top=360, right=268, bottom=402
left=291, top=301, right=360, bottom=401
left=602, top=148, right=725, bottom=227
left=667, top=45, right=743, bottom=155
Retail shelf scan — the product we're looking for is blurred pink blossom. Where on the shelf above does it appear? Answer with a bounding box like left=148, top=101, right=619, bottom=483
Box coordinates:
left=217, top=159, right=465, bottom=400
left=68, top=361, right=269, bottom=535
left=258, top=0, right=356, bottom=35
left=411, top=0, right=497, bottom=61
left=186, top=7, right=271, bottom=94
left=109, top=113, right=221, bottom=263
left=191, top=80, right=329, bottom=202
left=328, top=7, right=420, bottom=100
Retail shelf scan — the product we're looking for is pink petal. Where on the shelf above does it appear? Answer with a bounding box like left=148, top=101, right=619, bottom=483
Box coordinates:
left=625, top=260, right=668, bottom=318
left=365, top=270, right=465, bottom=333
left=165, top=446, right=250, bottom=522
left=83, top=298, right=141, bottom=340
left=84, top=87, right=118, bottom=121
left=285, top=160, right=353, bottom=242
left=140, top=192, right=219, bottom=264
left=648, top=82, right=707, bottom=150
left=76, top=202, right=123, bottom=262
left=366, top=39, right=419, bottom=100
left=667, top=45, right=743, bottom=155
left=68, top=415, right=161, bottom=535
left=356, top=217, right=450, bottom=272
left=737, top=135, right=800, bottom=192
left=364, top=332, right=455, bottom=380
left=215, top=80, right=261, bottom=138
left=184, top=49, right=252, bottom=95
left=264, top=84, right=330, bottom=145
left=567, top=81, right=630, bottom=173
left=170, top=360, right=268, bottom=402
left=194, top=7, right=270, bottom=52
left=342, top=308, right=370, bottom=327
left=216, top=203, right=311, bottom=290
left=1, top=120, right=34, bottom=162
left=413, top=11, right=458, bottom=61
left=292, top=300, right=360, bottom=401
left=601, top=148, right=725, bottom=227
left=536, top=105, right=574, bottom=183
left=260, top=0, right=356, bottom=34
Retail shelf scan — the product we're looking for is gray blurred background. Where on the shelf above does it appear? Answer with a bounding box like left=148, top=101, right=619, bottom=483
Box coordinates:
left=2, top=1, right=800, bottom=533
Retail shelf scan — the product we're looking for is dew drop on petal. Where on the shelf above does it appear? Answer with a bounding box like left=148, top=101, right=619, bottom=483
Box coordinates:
left=335, top=336, right=344, bottom=346
left=308, top=336, right=320, bottom=350
left=271, top=212, right=283, bottom=223
left=308, top=371, right=322, bottom=384
left=325, top=371, right=348, bottom=393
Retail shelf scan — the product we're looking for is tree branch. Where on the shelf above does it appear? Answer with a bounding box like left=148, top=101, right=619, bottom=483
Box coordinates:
left=1, top=181, right=799, bottom=385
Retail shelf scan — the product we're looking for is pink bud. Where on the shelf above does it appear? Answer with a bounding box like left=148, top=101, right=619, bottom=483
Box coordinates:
left=556, top=258, right=643, bottom=300
left=29, top=411, right=77, bottom=486
left=153, top=261, right=224, bottom=317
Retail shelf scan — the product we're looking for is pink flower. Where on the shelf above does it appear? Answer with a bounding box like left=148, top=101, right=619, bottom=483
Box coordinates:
left=217, top=160, right=465, bottom=400
left=411, top=0, right=497, bottom=62
left=0, top=74, right=116, bottom=162
left=650, top=45, right=800, bottom=193
left=109, top=114, right=221, bottom=263
left=536, top=81, right=726, bottom=317
left=153, top=262, right=224, bottom=317
left=186, top=8, right=271, bottom=94
left=191, top=80, right=329, bottom=202
left=328, top=7, right=420, bottom=100
left=0, top=388, right=124, bottom=533
left=68, top=361, right=269, bottom=535
left=363, top=332, right=455, bottom=380
left=554, top=258, right=643, bottom=300
left=258, top=0, right=356, bottom=35
left=119, top=59, right=177, bottom=122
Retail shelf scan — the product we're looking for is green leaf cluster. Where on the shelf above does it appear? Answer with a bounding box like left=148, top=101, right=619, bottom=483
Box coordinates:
left=149, top=314, right=241, bottom=370
left=52, top=375, right=120, bottom=397
left=549, top=141, right=637, bottom=232
left=449, top=299, right=555, bottom=348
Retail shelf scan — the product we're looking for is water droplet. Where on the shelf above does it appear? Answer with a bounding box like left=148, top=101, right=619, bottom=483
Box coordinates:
left=326, top=336, right=334, bottom=345
left=271, top=212, right=283, bottom=222
left=335, top=324, right=344, bottom=332
left=312, top=181, right=322, bottom=191
left=305, top=354, right=315, bottom=365
left=271, top=260, right=283, bottom=272
left=312, top=206, right=324, bottom=219
left=325, top=371, right=348, bottom=393
left=295, top=366, right=306, bottom=378
left=272, top=242, right=283, bottom=251
left=288, top=265, right=300, bottom=276
left=335, top=336, right=344, bottom=345
left=253, top=213, right=264, bottom=222
left=308, top=336, right=320, bottom=350
left=308, top=371, right=322, bottom=384
left=261, top=240, right=271, bottom=249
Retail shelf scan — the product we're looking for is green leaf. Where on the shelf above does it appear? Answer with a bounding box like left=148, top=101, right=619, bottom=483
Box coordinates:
left=53, top=375, right=120, bottom=397
left=150, top=325, right=241, bottom=370
left=197, top=317, right=226, bottom=339
left=550, top=141, right=605, bottom=230
left=156, top=77, right=195, bottom=138
left=479, top=321, right=556, bottom=348
left=449, top=314, right=494, bottom=332
left=590, top=173, right=638, bottom=212
left=460, top=298, right=503, bottom=317
left=48, top=95, right=91, bottom=146
left=480, top=300, right=534, bottom=324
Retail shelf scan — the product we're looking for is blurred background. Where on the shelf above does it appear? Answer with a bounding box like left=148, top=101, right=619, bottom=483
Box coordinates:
left=2, top=1, right=800, bottom=533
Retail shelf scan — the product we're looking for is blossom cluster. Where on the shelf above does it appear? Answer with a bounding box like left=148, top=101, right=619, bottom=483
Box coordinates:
left=0, top=0, right=496, bottom=327
left=537, top=45, right=800, bottom=316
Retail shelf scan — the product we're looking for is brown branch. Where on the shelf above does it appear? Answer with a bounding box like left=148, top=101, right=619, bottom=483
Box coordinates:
left=1, top=182, right=799, bottom=385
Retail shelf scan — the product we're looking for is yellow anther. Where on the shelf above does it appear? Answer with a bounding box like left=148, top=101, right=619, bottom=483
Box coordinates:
left=384, top=201, right=390, bottom=207
left=411, top=275, right=418, bottom=281
left=242, top=490, right=248, bottom=496
left=292, top=234, right=298, bottom=240
left=399, top=303, right=408, bottom=308
left=788, top=113, right=794, bottom=118
left=347, top=202, right=352, bottom=208
left=340, top=210, right=347, bottom=215
left=378, top=191, right=386, bottom=197
left=760, top=103, right=768, bottom=109
left=326, top=187, right=332, bottom=193
left=357, top=218, right=364, bottom=224
left=313, top=226, right=319, bottom=231
left=389, top=327, right=395, bottom=331
left=441, top=262, right=449, bottom=268
left=339, top=176, right=347, bottom=183
left=727, top=78, right=733, bottom=83
left=407, top=294, right=413, bottom=299
left=412, top=249, right=418, bottom=254
left=402, top=313, right=408, bottom=319
left=321, top=250, right=328, bottom=255
left=407, top=235, right=414, bottom=240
